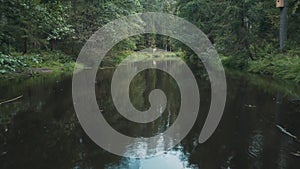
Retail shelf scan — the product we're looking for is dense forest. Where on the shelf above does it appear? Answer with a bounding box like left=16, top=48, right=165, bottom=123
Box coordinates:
left=0, top=0, right=300, bottom=81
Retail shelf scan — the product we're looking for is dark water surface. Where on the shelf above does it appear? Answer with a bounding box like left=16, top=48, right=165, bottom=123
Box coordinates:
left=0, top=62, right=300, bottom=169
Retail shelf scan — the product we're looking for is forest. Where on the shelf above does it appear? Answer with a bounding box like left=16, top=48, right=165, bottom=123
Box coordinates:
left=0, top=0, right=299, bottom=82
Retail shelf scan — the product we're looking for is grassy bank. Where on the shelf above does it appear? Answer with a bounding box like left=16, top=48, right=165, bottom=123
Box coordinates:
left=0, top=50, right=182, bottom=78
left=3, top=49, right=299, bottom=84
left=221, top=51, right=300, bottom=83
left=0, top=52, right=76, bottom=78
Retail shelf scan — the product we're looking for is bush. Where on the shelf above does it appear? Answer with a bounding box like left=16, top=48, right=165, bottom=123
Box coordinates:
left=221, top=55, right=249, bottom=70
left=248, top=55, right=300, bottom=83
left=0, top=53, right=27, bottom=73
left=0, top=52, right=75, bottom=75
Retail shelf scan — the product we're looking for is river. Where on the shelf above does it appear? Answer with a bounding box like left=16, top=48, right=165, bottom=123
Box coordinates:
left=0, top=60, right=300, bottom=169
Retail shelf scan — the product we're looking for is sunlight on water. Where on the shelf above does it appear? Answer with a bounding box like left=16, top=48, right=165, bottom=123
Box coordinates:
left=106, top=145, right=197, bottom=169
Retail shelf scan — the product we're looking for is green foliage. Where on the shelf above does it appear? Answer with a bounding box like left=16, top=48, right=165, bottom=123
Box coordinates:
left=0, top=53, right=27, bottom=73
left=111, top=51, right=132, bottom=65
left=177, top=0, right=300, bottom=59
left=247, top=54, right=300, bottom=83
left=221, top=55, right=249, bottom=70
left=0, top=0, right=74, bottom=53
left=36, top=1, right=74, bottom=41
left=0, top=52, right=75, bottom=76
left=177, top=0, right=300, bottom=84
left=1, top=0, right=300, bottom=83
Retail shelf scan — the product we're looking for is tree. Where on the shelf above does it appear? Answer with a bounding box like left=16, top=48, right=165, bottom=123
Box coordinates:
left=0, top=0, right=74, bottom=53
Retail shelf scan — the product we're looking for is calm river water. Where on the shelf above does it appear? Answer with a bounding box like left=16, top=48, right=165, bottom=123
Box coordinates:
left=0, top=60, right=300, bottom=169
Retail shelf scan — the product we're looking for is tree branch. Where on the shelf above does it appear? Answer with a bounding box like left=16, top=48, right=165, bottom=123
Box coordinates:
left=0, top=95, right=23, bottom=105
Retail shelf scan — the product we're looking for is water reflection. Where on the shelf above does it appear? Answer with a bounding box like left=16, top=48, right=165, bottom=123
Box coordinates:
left=0, top=63, right=300, bottom=169
left=106, top=145, right=197, bottom=169
left=98, top=58, right=200, bottom=158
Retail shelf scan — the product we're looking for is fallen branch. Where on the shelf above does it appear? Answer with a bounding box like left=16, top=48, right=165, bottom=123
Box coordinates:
left=276, top=124, right=300, bottom=143
left=0, top=95, right=23, bottom=105
left=254, top=111, right=300, bottom=143
left=290, top=151, right=300, bottom=157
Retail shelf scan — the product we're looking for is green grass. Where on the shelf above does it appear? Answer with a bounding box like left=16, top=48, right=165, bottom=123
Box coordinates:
left=247, top=55, right=300, bottom=83
left=221, top=51, right=300, bottom=83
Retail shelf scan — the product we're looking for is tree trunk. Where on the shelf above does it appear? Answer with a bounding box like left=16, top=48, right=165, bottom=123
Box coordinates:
left=279, top=1, right=288, bottom=51
left=23, top=37, right=28, bottom=54
left=50, top=40, right=55, bottom=51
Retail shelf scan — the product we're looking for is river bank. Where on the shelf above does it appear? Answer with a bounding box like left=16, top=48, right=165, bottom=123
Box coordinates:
left=221, top=51, right=300, bottom=84
left=0, top=51, right=183, bottom=79
left=0, top=52, right=77, bottom=79
left=2, top=50, right=300, bottom=85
